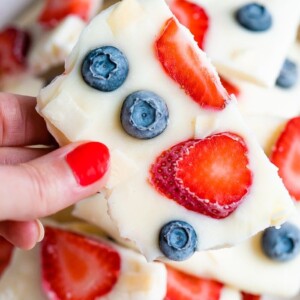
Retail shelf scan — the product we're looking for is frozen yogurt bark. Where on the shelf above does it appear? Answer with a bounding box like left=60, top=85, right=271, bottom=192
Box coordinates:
left=0, top=224, right=167, bottom=300
left=167, top=115, right=300, bottom=298
left=27, top=0, right=103, bottom=75
left=167, top=214, right=300, bottom=298
left=228, top=42, right=300, bottom=119
left=167, top=0, right=300, bottom=87
left=37, top=0, right=294, bottom=261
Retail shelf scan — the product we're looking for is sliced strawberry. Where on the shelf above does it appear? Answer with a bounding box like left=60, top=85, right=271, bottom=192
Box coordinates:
left=242, top=292, right=261, bottom=300
left=168, top=0, right=209, bottom=50
left=0, top=237, right=14, bottom=277
left=220, top=76, right=240, bottom=98
left=270, top=116, right=300, bottom=201
left=41, top=227, right=121, bottom=300
left=38, top=0, right=93, bottom=28
left=150, top=132, right=252, bottom=219
left=165, top=265, right=223, bottom=300
left=155, top=18, right=229, bottom=110
left=0, top=27, right=30, bottom=78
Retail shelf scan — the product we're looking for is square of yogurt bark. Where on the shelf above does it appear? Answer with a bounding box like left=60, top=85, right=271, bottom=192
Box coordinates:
left=0, top=223, right=167, bottom=300
left=172, top=0, right=300, bottom=87
left=37, top=0, right=294, bottom=261
left=14, top=0, right=103, bottom=75
left=229, top=42, right=300, bottom=119
left=167, top=212, right=300, bottom=298
left=180, top=114, right=300, bottom=298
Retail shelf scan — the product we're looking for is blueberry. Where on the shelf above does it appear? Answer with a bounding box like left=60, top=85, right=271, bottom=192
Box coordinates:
left=81, top=46, right=129, bottom=92
left=235, top=2, right=272, bottom=32
left=261, top=222, right=300, bottom=262
left=121, top=90, right=169, bottom=139
left=159, top=220, right=197, bottom=261
left=276, top=59, right=298, bottom=89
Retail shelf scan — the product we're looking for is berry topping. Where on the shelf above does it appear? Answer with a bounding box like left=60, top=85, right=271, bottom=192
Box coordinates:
left=0, top=237, right=13, bottom=277
left=121, top=90, right=169, bottom=139
left=165, top=265, right=223, bottom=300
left=261, top=222, right=300, bottom=262
left=167, top=0, right=209, bottom=49
left=81, top=46, right=129, bottom=92
left=242, top=293, right=261, bottom=300
left=41, top=227, right=121, bottom=300
left=235, top=3, right=272, bottom=32
left=150, top=133, right=252, bottom=219
left=0, top=27, right=30, bottom=78
left=270, top=116, right=300, bottom=201
left=159, top=220, right=197, bottom=261
left=276, top=58, right=298, bottom=89
left=220, top=76, right=240, bottom=98
left=155, top=18, right=228, bottom=110
left=39, top=0, right=94, bottom=28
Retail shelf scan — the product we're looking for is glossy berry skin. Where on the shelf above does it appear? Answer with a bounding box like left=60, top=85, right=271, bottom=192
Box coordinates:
left=235, top=3, right=272, bottom=32
left=159, top=220, right=197, bottom=261
left=276, top=59, right=298, bottom=89
left=81, top=46, right=129, bottom=92
left=261, top=222, right=300, bottom=262
left=121, top=90, right=169, bottom=139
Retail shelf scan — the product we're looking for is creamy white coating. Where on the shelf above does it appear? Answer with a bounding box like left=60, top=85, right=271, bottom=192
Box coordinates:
left=233, top=42, right=300, bottom=118
left=167, top=119, right=300, bottom=298
left=28, top=15, right=86, bottom=74
left=0, top=225, right=167, bottom=300
left=167, top=214, right=300, bottom=298
left=220, top=287, right=243, bottom=300
left=0, top=75, right=44, bottom=97
left=37, top=0, right=294, bottom=261
left=189, top=0, right=300, bottom=87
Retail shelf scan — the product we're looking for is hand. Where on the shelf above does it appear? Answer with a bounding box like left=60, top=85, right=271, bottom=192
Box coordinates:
left=0, top=93, right=109, bottom=249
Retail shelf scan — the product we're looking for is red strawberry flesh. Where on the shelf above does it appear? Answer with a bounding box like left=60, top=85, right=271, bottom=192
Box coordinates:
left=41, top=226, right=121, bottom=300
left=220, top=76, right=240, bottom=98
left=0, top=27, right=30, bottom=78
left=155, top=18, right=229, bottom=110
left=168, top=0, right=209, bottom=50
left=0, top=237, right=14, bottom=277
left=39, top=0, right=93, bottom=28
left=270, top=116, right=300, bottom=201
left=242, top=292, right=261, bottom=300
left=165, top=265, right=223, bottom=300
left=150, top=132, right=252, bottom=219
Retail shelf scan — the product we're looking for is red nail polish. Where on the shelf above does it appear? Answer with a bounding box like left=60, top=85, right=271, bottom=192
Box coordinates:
left=66, top=142, right=110, bottom=186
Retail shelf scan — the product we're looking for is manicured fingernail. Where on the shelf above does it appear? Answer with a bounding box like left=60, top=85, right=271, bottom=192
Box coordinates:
left=36, top=220, right=44, bottom=242
left=66, top=142, right=110, bottom=186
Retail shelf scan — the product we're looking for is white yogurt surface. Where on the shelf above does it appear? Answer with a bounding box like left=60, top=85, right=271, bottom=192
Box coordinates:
left=37, top=0, right=294, bottom=261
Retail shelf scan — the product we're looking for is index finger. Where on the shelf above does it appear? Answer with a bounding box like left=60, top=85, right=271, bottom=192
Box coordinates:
left=0, top=93, right=56, bottom=147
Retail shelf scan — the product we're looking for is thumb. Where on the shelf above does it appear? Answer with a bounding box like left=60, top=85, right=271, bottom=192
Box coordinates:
left=0, top=141, right=109, bottom=221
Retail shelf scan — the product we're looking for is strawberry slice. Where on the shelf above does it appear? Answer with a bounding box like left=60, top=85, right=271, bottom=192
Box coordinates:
left=167, top=0, right=209, bottom=50
left=270, top=116, right=300, bottom=201
left=41, top=227, right=121, bottom=300
left=242, top=292, right=261, bottom=300
left=0, top=237, right=14, bottom=277
left=220, top=76, right=240, bottom=98
left=0, top=27, right=30, bottom=78
left=165, top=265, right=223, bottom=300
left=38, top=0, right=94, bottom=28
left=155, top=18, right=229, bottom=110
left=150, top=132, right=252, bottom=219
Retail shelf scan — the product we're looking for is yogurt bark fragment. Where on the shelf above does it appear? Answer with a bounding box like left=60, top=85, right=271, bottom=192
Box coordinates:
left=168, top=0, right=300, bottom=87
left=0, top=224, right=167, bottom=300
left=37, top=0, right=294, bottom=261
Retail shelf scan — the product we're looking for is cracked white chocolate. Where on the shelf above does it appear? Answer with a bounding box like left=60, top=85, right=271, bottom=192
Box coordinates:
left=37, top=0, right=294, bottom=261
left=192, top=0, right=300, bottom=87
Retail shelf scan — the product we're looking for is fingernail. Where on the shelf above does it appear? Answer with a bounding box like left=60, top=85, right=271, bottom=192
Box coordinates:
left=36, top=220, right=44, bottom=242
left=66, top=142, right=110, bottom=186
